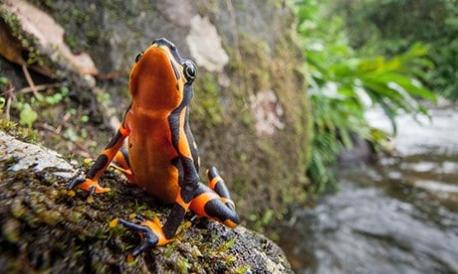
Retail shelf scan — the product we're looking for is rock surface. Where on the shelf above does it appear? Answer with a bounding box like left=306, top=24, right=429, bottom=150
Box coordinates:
left=0, top=130, right=292, bottom=273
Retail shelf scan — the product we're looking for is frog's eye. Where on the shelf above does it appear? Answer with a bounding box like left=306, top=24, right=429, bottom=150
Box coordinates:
left=135, top=52, right=143, bottom=63
left=183, top=60, right=197, bottom=82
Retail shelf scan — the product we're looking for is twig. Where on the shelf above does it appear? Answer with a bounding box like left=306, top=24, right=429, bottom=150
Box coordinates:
left=17, top=83, right=60, bottom=94
left=21, top=64, right=39, bottom=97
left=3, top=84, right=16, bottom=120
left=94, top=71, right=124, bottom=80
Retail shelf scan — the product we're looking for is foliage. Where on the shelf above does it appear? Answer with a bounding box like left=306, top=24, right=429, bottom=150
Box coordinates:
left=18, top=103, right=37, bottom=128
left=0, top=76, right=70, bottom=128
left=294, top=0, right=436, bottom=192
left=335, top=0, right=458, bottom=99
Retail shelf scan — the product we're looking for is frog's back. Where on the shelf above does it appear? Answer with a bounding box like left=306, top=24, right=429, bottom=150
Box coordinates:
left=126, top=108, right=180, bottom=203
left=125, top=42, right=186, bottom=203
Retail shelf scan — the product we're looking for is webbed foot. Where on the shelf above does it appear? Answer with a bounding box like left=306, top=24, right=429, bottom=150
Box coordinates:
left=67, top=175, right=110, bottom=194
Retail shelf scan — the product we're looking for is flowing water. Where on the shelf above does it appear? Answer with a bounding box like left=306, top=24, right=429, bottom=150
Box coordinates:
left=279, top=103, right=458, bottom=274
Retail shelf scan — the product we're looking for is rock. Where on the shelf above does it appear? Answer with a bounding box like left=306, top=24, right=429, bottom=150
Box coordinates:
left=0, top=131, right=75, bottom=177
left=0, top=0, right=98, bottom=80
left=0, top=130, right=292, bottom=273
left=156, top=0, right=194, bottom=28
left=250, top=90, right=285, bottom=136
left=186, top=15, right=229, bottom=72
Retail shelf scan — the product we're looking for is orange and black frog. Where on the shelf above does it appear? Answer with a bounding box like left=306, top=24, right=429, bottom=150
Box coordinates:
left=68, top=38, right=239, bottom=256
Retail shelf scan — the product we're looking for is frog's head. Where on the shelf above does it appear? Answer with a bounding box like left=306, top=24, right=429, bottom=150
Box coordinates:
left=129, top=38, right=197, bottom=110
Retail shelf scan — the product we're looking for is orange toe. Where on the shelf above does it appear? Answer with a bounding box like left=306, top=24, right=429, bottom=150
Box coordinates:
left=79, top=179, right=110, bottom=193
left=143, top=218, right=171, bottom=246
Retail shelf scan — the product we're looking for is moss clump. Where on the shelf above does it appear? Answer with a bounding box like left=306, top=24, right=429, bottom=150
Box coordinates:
left=192, top=73, right=223, bottom=126
left=0, top=118, right=39, bottom=144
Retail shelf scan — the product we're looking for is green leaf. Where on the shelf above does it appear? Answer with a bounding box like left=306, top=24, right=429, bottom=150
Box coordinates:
left=19, top=104, right=38, bottom=128
left=0, top=76, right=9, bottom=86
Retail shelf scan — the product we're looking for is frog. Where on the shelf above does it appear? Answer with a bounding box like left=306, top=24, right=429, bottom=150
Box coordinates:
left=67, top=38, right=239, bottom=256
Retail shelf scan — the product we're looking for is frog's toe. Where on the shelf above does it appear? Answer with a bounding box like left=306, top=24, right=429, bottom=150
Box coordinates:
left=67, top=176, right=110, bottom=194
left=120, top=217, right=170, bottom=256
left=119, top=219, right=159, bottom=256
left=67, top=174, right=84, bottom=189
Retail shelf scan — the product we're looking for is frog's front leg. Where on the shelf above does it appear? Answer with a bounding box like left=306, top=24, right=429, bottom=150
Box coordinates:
left=119, top=156, right=199, bottom=255
left=119, top=216, right=169, bottom=256
left=67, top=124, right=130, bottom=194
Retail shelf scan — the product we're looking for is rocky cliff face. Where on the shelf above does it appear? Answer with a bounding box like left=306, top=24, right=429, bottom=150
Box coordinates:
left=0, top=129, right=292, bottom=273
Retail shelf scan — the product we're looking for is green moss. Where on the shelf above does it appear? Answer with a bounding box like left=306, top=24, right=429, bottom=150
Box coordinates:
left=0, top=6, right=50, bottom=68
left=176, top=257, right=190, bottom=274
left=216, top=238, right=236, bottom=253
left=0, top=118, right=39, bottom=143
left=235, top=265, right=251, bottom=274
left=193, top=73, right=223, bottom=126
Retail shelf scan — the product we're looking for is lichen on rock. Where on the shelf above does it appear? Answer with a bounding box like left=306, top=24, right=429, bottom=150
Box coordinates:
left=186, top=15, right=229, bottom=72
left=0, top=131, right=75, bottom=177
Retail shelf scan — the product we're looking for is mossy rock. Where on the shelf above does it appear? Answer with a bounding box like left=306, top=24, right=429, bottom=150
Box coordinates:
left=0, top=130, right=292, bottom=273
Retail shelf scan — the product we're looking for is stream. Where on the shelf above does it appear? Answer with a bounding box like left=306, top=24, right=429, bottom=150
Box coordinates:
left=278, top=103, right=458, bottom=274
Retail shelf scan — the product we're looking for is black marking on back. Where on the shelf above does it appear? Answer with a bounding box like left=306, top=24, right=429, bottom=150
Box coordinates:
left=135, top=52, right=143, bottom=63
left=168, top=83, right=193, bottom=148
left=184, top=107, right=199, bottom=171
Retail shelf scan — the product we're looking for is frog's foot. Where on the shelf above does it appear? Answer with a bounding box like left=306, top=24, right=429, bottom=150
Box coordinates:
left=119, top=217, right=171, bottom=256
left=67, top=175, right=110, bottom=195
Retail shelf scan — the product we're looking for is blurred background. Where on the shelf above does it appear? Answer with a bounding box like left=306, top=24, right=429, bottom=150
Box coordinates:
left=0, top=0, right=457, bottom=273
left=282, top=1, right=458, bottom=273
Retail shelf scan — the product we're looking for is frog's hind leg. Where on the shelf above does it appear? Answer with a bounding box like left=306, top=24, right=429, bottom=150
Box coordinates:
left=188, top=167, right=239, bottom=228
left=113, top=146, right=136, bottom=183
left=206, top=166, right=236, bottom=211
